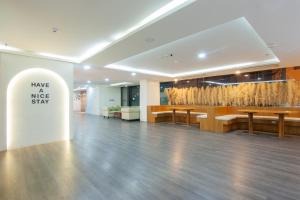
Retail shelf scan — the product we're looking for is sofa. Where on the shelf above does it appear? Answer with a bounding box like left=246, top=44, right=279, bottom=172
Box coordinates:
left=121, top=106, right=140, bottom=120
left=102, top=106, right=121, bottom=118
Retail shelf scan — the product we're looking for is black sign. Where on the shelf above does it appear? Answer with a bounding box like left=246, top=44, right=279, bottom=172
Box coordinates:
left=31, top=82, right=50, bottom=104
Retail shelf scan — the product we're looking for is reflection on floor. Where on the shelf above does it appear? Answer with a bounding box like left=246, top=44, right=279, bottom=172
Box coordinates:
left=1, top=113, right=300, bottom=200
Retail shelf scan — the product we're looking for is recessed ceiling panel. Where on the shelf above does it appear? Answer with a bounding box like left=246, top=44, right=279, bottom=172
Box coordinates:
left=112, top=18, right=278, bottom=75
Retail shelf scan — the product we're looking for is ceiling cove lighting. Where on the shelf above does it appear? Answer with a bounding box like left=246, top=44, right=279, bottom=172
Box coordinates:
left=83, top=65, right=91, bottom=70
left=104, top=64, right=172, bottom=77
left=174, top=63, right=253, bottom=77
left=0, top=44, right=21, bottom=52
left=78, top=42, right=111, bottom=62
left=131, top=72, right=137, bottom=76
left=112, top=33, right=125, bottom=40
left=38, top=42, right=111, bottom=63
left=111, top=0, right=195, bottom=42
left=132, top=0, right=195, bottom=32
left=38, top=52, right=78, bottom=63
left=172, top=58, right=280, bottom=77
left=110, top=82, right=134, bottom=87
left=106, top=58, right=280, bottom=78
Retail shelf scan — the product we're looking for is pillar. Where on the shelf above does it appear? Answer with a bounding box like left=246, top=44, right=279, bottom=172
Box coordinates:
left=139, top=80, right=160, bottom=122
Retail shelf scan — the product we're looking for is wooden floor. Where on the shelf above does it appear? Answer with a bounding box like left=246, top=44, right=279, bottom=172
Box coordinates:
left=1, top=113, right=300, bottom=200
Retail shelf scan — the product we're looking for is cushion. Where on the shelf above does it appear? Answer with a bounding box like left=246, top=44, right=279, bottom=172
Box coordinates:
left=197, top=114, right=208, bottom=119
left=175, top=111, right=187, bottom=114
left=215, top=114, right=299, bottom=121
left=191, top=112, right=207, bottom=115
left=285, top=117, right=300, bottom=122
left=121, top=106, right=140, bottom=112
left=253, top=115, right=278, bottom=120
left=215, top=115, right=238, bottom=121
left=152, top=111, right=172, bottom=115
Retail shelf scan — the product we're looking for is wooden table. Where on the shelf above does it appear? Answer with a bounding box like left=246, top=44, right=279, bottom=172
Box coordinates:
left=238, top=109, right=297, bottom=137
left=171, top=107, right=194, bottom=126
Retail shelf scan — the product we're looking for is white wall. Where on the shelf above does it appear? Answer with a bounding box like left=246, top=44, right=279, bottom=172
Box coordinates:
left=0, top=53, right=74, bottom=151
left=140, top=80, right=160, bottom=121
left=86, top=85, right=121, bottom=115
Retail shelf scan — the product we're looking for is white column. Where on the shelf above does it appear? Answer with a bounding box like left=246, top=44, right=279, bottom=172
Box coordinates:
left=139, top=80, right=160, bottom=122
left=86, top=86, right=101, bottom=115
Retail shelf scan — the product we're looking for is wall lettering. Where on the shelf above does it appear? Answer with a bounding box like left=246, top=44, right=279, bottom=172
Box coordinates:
left=31, top=82, right=50, bottom=104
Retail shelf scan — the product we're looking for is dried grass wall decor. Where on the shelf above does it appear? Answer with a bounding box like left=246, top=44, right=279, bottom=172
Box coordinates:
left=164, top=80, right=300, bottom=106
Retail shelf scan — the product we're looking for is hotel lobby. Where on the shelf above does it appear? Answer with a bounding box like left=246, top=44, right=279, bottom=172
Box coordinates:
left=1, top=0, right=300, bottom=200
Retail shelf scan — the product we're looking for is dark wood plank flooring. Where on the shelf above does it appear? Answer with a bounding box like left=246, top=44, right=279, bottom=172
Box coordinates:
left=1, top=113, right=300, bottom=200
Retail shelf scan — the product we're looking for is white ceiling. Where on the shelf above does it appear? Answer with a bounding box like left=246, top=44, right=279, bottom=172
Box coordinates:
left=110, top=18, right=278, bottom=76
left=0, top=0, right=175, bottom=60
left=1, top=0, right=300, bottom=86
left=78, top=0, right=300, bottom=84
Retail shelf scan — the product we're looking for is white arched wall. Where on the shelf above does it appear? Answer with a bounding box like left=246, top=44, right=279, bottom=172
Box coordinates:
left=7, top=68, right=70, bottom=149
left=0, top=52, right=74, bottom=151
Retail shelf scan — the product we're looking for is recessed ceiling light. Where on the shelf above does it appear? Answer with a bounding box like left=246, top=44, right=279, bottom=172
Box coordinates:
left=174, top=79, right=178, bottom=83
left=198, top=53, right=207, bottom=59
left=87, top=80, right=91, bottom=84
left=105, top=78, right=110, bottom=82
left=131, top=72, right=137, bottom=76
left=235, top=71, right=241, bottom=75
left=244, top=74, right=249, bottom=77
left=83, top=65, right=91, bottom=70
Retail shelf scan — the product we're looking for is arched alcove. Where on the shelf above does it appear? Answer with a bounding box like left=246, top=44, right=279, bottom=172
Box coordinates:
left=7, top=68, right=69, bottom=149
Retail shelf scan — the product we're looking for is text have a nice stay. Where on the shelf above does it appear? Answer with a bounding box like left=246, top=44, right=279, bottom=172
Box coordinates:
left=31, top=82, right=50, bottom=104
